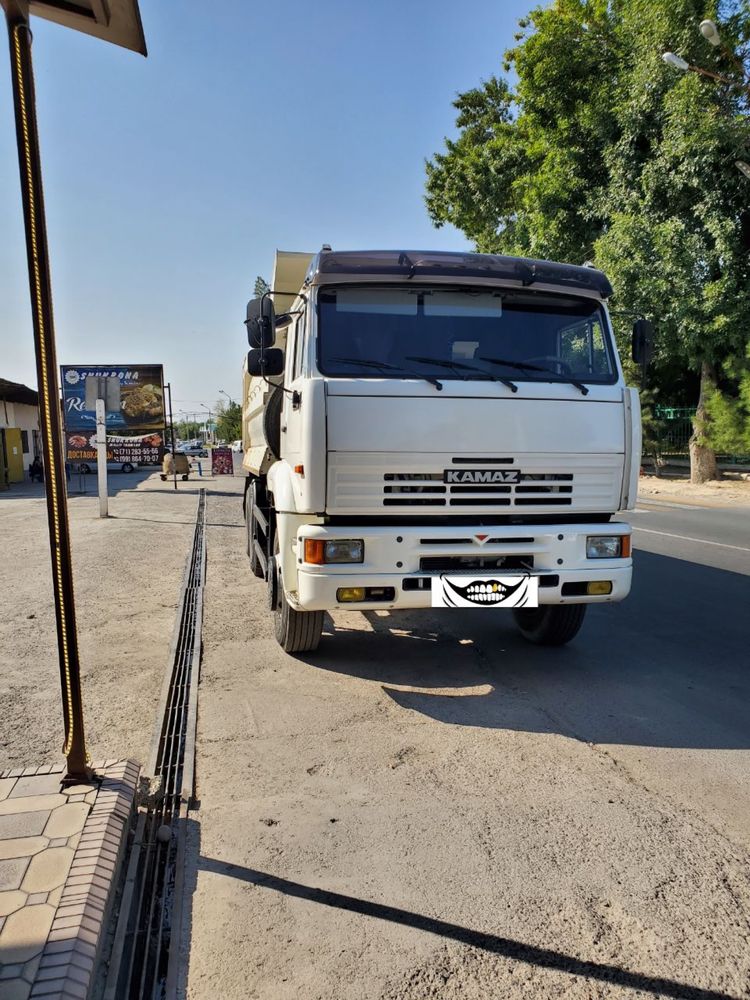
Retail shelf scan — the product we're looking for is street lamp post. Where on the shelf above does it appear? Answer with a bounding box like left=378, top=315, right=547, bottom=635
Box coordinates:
left=218, top=389, right=234, bottom=406
left=663, top=19, right=750, bottom=96
left=663, top=23, right=750, bottom=185
left=200, top=405, right=213, bottom=444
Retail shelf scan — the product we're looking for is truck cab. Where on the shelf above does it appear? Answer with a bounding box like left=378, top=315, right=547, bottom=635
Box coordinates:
left=242, top=249, right=648, bottom=653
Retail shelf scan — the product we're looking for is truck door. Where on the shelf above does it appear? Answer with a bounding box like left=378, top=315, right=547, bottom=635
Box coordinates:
left=281, top=310, right=305, bottom=498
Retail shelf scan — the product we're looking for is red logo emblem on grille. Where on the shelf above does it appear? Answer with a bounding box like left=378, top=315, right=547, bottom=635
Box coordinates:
left=474, top=534, right=489, bottom=544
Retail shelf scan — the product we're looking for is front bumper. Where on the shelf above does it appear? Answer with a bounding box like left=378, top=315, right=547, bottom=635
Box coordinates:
left=290, top=522, right=632, bottom=612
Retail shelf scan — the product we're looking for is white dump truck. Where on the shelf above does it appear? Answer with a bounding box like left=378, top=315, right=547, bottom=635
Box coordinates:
left=242, top=248, right=651, bottom=653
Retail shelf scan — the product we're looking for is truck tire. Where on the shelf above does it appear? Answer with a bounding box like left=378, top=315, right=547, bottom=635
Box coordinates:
left=512, top=604, right=587, bottom=646
left=245, top=479, right=266, bottom=579
left=270, top=538, right=324, bottom=654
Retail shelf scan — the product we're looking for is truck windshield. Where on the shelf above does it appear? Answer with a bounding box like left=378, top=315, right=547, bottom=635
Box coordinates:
left=317, top=285, right=617, bottom=385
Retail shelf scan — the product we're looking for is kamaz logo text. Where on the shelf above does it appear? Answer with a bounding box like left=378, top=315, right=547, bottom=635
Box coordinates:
left=443, top=469, right=520, bottom=484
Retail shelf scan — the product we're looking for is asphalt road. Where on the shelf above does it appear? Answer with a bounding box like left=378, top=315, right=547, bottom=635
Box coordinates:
left=184, top=486, right=750, bottom=1000
left=624, top=498, right=750, bottom=573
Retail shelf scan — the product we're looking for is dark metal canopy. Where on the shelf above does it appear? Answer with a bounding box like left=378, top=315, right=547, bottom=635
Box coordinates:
left=24, top=0, right=146, bottom=54
left=312, top=250, right=613, bottom=297
left=0, top=377, right=39, bottom=405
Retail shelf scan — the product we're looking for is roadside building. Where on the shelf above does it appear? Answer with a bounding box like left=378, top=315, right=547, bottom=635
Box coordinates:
left=0, top=379, right=41, bottom=488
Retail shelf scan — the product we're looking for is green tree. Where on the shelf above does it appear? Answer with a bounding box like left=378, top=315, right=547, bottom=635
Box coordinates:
left=705, top=345, right=750, bottom=453
left=254, top=275, right=270, bottom=298
left=426, top=0, right=750, bottom=482
left=176, top=419, right=201, bottom=440
left=215, top=400, right=242, bottom=443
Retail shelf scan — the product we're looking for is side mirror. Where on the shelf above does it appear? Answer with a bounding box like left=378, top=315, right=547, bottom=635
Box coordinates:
left=247, top=348, right=284, bottom=377
left=632, top=318, right=654, bottom=368
left=245, top=295, right=276, bottom=349
left=274, top=312, right=293, bottom=330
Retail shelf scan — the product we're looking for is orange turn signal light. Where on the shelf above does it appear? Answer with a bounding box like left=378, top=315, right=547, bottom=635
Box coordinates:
left=621, top=535, right=632, bottom=558
left=294, top=464, right=304, bottom=476
left=303, top=538, right=326, bottom=564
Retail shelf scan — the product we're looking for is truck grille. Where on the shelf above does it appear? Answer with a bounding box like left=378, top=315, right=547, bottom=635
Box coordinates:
left=383, top=472, right=573, bottom=508
left=327, top=453, right=623, bottom=515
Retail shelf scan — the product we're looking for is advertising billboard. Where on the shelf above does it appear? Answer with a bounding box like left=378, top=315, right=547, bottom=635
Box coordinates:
left=211, top=447, right=234, bottom=476
left=61, top=365, right=166, bottom=465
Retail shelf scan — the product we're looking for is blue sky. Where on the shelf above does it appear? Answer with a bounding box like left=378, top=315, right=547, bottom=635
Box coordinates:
left=0, top=0, right=535, bottom=414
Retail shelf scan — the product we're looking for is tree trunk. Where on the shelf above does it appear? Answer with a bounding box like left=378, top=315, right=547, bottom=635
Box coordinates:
left=689, top=361, right=719, bottom=484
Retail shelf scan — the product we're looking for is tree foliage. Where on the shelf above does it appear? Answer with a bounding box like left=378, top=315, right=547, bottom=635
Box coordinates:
left=426, top=0, right=750, bottom=477
left=254, top=275, right=270, bottom=298
left=215, top=400, right=242, bottom=443
left=705, top=345, right=750, bottom=451
left=176, top=420, right=201, bottom=440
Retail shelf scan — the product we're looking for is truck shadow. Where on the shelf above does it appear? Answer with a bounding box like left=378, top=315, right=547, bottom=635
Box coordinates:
left=309, top=550, right=750, bottom=750
left=178, top=830, right=743, bottom=1000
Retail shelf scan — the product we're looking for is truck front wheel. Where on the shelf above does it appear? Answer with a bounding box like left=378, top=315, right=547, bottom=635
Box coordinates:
left=269, top=540, right=324, bottom=654
left=512, top=605, right=586, bottom=646
left=245, top=479, right=266, bottom=579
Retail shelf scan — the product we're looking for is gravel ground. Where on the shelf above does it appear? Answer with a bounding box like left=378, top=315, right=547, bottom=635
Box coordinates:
left=638, top=474, right=750, bottom=506
left=0, top=471, right=200, bottom=769
left=184, top=483, right=750, bottom=1000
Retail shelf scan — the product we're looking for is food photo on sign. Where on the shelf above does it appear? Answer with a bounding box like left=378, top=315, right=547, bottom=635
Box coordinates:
left=65, top=431, right=164, bottom=466
left=61, top=365, right=165, bottom=431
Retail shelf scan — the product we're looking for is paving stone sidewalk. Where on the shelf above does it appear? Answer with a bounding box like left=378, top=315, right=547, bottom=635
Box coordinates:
left=0, top=760, right=139, bottom=1000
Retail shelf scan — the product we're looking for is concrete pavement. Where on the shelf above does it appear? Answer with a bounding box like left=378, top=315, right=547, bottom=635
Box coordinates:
left=0, top=471, right=200, bottom=769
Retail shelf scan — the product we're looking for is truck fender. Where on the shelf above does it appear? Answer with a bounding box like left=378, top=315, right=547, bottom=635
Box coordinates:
left=267, top=461, right=296, bottom=515
left=620, top=387, right=642, bottom=510
left=266, top=463, right=300, bottom=591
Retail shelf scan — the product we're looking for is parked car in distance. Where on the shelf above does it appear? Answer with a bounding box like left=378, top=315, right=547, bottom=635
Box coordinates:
left=231, top=440, right=242, bottom=452
left=77, top=460, right=137, bottom=474
left=179, top=444, right=208, bottom=457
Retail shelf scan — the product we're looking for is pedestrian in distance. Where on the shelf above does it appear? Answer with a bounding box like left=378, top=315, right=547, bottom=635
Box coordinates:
left=29, top=455, right=44, bottom=483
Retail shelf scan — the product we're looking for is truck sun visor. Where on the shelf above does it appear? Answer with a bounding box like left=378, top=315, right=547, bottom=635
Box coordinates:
left=312, top=251, right=613, bottom=297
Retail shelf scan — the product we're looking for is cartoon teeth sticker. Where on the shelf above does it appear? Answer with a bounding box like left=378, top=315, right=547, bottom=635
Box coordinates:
left=432, top=575, right=539, bottom=608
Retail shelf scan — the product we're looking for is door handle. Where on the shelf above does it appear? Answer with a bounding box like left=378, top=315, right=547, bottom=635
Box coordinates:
left=292, top=390, right=302, bottom=410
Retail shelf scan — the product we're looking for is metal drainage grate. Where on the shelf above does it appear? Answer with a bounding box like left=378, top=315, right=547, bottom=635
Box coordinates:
left=105, top=489, right=206, bottom=1000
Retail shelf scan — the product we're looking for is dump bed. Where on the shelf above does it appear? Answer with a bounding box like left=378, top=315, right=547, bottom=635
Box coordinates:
left=241, top=250, right=313, bottom=476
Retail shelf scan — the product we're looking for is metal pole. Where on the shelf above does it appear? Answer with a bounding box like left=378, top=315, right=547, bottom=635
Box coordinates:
left=3, top=0, right=90, bottom=780
left=166, top=381, right=177, bottom=490
left=96, top=395, right=108, bottom=517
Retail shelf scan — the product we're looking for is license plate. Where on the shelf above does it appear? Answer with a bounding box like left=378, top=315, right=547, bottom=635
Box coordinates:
left=431, top=574, right=539, bottom=608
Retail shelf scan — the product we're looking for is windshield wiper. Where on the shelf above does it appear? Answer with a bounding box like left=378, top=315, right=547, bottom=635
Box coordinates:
left=329, top=356, right=443, bottom=391
left=406, top=355, right=518, bottom=393
left=478, top=356, right=589, bottom=396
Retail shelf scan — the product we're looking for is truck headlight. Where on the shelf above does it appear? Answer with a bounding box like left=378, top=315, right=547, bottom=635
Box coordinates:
left=325, top=539, right=364, bottom=563
left=586, top=535, right=630, bottom=559
left=303, top=538, right=364, bottom=564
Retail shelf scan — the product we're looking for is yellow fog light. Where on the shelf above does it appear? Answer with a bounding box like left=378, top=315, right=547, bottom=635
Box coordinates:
left=587, top=581, right=613, bottom=595
left=337, top=587, right=366, bottom=602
